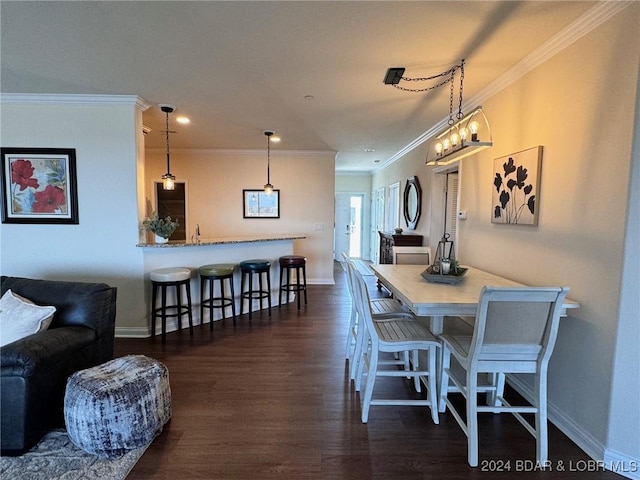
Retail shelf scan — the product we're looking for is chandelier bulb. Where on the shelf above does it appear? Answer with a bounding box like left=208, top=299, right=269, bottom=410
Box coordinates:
left=469, top=121, right=480, bottom=141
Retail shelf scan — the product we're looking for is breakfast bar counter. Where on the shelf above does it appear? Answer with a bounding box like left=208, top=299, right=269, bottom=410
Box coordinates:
left=137, top=233, right=306, bottom=248
left=137, top=234, right=307, bottom=335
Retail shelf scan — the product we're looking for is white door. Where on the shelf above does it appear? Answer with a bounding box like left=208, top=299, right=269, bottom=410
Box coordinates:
left=334, top=193, right=351, bottom=260
left=334, top=193, right=364, bottom=259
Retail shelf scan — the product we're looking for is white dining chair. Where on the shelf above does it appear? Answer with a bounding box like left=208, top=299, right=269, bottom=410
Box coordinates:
left=342, top=254, right=415, bottom=380
left=438, top=286, right=569, bottom=467
left=392, top=246, right=431, bottom=265
left=351, top=267, right=440, bottom=425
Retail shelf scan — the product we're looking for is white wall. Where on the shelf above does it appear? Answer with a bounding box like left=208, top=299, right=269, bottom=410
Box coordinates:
left=0, top=95, right=148, bottom=330
left=144, top=148, right=336, bottom=284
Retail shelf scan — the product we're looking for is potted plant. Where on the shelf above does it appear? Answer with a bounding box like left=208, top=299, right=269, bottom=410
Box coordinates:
left=142, top=212, right=179, bottom=243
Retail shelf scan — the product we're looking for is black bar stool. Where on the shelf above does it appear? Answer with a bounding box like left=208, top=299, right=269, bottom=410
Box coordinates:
left=278, top=255, right=307, bottom=309
left=150, top=267, right=193, bottom=343
left=199, top=263, right=237, bottom=328
left=239, top=259, right=271, bottom=320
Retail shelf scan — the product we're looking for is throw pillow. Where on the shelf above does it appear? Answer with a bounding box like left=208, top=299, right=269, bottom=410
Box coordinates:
left=0, top=289, right=56, bottom=347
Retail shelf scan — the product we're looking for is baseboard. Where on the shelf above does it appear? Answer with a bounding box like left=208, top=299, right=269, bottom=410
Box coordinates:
left=507, top=375, right=639, bottom=479
left=603, top=448, right=640, bottom=480
left=115, top=326, right=150, bottom=338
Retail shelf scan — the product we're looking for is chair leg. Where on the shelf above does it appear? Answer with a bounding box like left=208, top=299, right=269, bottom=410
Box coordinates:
left=345, top=306, right=356, bottom=359
left=427, top=347, right=439, bottom=425
left=535, top=373, right=549, bottom=464
left=361, top=348, right=379, bottom=423
left=412, top=350, right=421, bottom=393
left=466, top=370, right=479, bottom=467
left=351, top=314, right=366, bottom=382
left=438, top=346, right=451, bottom=413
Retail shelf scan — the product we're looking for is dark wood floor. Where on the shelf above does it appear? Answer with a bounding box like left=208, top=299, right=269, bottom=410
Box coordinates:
left=116, top=261, right=619, bottom=479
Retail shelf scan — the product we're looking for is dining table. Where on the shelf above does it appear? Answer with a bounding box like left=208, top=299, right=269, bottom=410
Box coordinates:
left=370, top=264, right=580, bottom=335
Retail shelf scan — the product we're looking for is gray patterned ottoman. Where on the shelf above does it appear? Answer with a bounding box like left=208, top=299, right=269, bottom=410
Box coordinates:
left=64, top=355, right=171, bottom=458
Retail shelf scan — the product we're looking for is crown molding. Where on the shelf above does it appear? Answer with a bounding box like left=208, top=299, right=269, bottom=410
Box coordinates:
left=380, top=0, right=634, bottom=171
left=0, top=93, right=151, bottom=110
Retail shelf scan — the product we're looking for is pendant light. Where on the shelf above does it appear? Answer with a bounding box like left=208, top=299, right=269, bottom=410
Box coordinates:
left=160, top=104, right=176, bottom=190
left=263, top=130, right=275, bottom=195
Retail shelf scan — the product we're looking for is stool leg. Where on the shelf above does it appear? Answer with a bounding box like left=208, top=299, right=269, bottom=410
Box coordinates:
left=161, top=285, right=167, bottom=343
left=302, top=264, right=308, bottom=305
left=296, top=266, right=302, bottom=309
left=185, top=281, right=193, bottom=336
left=229, top=276, right=237, bottom=326
left=248, top=271, right=253, bottom=320
left=151, top=283, right=158, bottom=338
left=176, top=285, right=183, bottom=331
left=266, top=269, right=272, bottom=316
left=209, top=277, right=215, bottom=331
left=218, top=277, right=226, bottom=324
left=279, top=266, right=285, bottom=308
left=200, top=276, right=205, bottom=328
left=240, top=271, right=245, bottom=316
left=258, top=271, right=264, bottom=312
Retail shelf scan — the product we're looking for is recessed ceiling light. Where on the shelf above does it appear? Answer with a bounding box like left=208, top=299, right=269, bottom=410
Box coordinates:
left=176, top=116, right=190, bottom=124
left=304, top=95, right=315, bottom=101
left=365, top=148, right=375, bottom=152
left=374, top=159, right=381, bottom=163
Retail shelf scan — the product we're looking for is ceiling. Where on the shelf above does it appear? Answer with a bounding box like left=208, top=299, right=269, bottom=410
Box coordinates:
left=1, top=1, right=595, bottom=172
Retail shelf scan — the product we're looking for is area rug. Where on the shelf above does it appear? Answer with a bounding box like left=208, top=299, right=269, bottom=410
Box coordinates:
left=0, top=429, right=149, bottom=480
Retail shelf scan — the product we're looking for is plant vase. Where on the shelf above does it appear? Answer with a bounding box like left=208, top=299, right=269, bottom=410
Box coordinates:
left=154, top=234, right=169, bottom=244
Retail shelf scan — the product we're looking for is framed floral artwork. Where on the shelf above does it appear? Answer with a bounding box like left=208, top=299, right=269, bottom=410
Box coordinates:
left=1, top=147, right=79, bottom=224
left=243, top=189, right=280, bottom=218
left=492, top=146, right=543, bottom=226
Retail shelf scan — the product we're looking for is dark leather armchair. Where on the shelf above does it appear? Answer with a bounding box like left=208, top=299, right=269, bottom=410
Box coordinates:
left=1, top=276, right=117, bottom=455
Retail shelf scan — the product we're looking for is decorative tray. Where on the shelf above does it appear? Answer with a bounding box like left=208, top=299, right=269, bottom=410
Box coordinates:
left=420, top=266, right=468, bottom=285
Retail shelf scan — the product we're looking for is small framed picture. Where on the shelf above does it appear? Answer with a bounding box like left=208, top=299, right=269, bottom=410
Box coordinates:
left=243, top=189, right=280, bottom=218
left=1, top=147, right=79, bottom=224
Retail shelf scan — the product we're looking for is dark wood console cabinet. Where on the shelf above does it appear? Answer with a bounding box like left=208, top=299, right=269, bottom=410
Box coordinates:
left=378, top=231, right=423, bottom=264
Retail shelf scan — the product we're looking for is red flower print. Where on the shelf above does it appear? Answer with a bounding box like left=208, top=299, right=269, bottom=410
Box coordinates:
left=11, top=159, right=40, bottom=191
left=32, top=185, right=66, bottom=213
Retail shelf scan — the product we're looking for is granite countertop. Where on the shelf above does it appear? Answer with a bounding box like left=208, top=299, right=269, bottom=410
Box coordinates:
left=137, top=233, right=306, bottom=248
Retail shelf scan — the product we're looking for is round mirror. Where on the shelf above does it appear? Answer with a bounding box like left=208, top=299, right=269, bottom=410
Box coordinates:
left=403, top=176, right=422, bottom=229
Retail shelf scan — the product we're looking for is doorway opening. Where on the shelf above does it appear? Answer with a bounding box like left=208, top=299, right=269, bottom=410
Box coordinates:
left=334, top=193, right=364, bottom=259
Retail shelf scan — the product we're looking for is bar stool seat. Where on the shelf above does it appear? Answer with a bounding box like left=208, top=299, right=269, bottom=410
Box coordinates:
left=278, top=255, right=307, bottom=309
left=199, top=263, right=237, bottom=329
left=150, top=267, right=193, bottom=343
left=239, top=259, right=271, bottom=320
